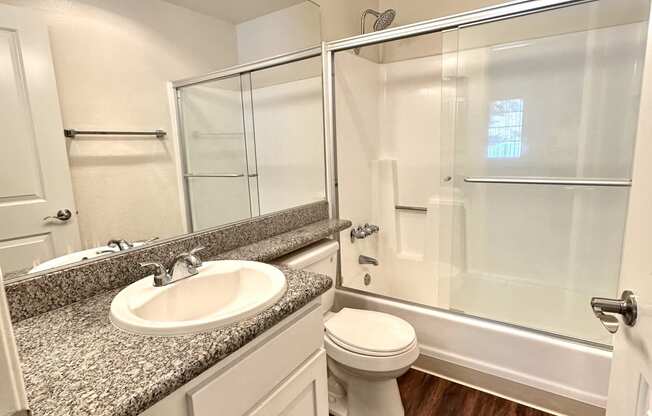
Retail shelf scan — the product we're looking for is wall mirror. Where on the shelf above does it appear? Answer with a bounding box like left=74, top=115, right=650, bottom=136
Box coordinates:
left=0, top=0, right=324, bottom=280
left=174, top=54, right=325, bottom=231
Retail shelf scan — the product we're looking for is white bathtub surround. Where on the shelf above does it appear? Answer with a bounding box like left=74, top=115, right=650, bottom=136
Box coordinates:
left=250, top=74, right=326, bottom=214
left=371, top=160, right=399, bottom=254
left=335, top=19, right=648, bottom=345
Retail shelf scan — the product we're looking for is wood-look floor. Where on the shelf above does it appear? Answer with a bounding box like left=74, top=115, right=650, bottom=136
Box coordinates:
left=397, top=369, right=553, bottom=416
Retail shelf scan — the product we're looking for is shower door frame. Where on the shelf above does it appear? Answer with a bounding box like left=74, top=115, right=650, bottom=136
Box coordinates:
left=321, top=0, right=625, bottom=347
left=169, top=46, right=324, bottom=232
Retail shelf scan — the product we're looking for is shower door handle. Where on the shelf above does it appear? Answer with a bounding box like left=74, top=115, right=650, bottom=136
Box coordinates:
left=590, top=290, right=637, bottom=334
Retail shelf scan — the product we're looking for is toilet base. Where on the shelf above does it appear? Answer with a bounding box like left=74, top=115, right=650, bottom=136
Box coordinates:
left=328, top=358, right=406, bottom=416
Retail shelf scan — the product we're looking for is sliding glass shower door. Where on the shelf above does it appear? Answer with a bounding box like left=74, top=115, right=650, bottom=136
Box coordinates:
left=178, top=74, right=259, bottom=232
left=332, top=0, right=651, bottom=345
left=445, top=0, right=649, bottom=344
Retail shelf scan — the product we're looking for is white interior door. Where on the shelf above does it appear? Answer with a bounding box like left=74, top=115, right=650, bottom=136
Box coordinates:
left=605, top=13, right=652, bottom=416
left=0, top=4, right=80, bottom=275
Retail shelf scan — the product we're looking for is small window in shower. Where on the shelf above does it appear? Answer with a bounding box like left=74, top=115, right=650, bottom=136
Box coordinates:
left=487, top=98, right=524, bottom=158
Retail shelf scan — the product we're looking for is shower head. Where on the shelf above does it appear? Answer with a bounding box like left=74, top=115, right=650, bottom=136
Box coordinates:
left=372, top=9, right=396, bottom=31
left=355, top=8, right=397, bottom=54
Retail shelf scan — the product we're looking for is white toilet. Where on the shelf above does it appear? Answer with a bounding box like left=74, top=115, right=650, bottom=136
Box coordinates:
left=277, top=239, right=419, bottom=416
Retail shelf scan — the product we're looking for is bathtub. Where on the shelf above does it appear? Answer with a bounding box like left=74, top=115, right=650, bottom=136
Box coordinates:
left=334, top=287, right=611, bottom=410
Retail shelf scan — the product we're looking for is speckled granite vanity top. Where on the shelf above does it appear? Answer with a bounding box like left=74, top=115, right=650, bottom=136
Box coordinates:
left=9, top=211, right=351, bottom=416
left=13, top=267, right=330, bottom=416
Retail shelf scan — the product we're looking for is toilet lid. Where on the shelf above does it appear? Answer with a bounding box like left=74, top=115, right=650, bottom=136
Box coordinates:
left=324, top=308, right=416, bottom=357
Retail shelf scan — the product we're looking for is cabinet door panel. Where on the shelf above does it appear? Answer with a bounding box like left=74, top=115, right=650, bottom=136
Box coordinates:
left=247, top=350, right=328, bottom=416
left=188, top=305, right=323, bottom=416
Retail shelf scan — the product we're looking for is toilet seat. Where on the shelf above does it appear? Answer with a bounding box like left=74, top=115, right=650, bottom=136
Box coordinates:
left=325, top=308, right=416, bottom=356
left=324, top=334, right=419, bottom=373
left=323, top=308, right=419, bottom=373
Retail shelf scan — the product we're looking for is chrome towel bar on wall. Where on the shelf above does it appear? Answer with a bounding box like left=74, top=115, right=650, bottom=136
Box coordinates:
left=63, top=129, right=166, bottom=139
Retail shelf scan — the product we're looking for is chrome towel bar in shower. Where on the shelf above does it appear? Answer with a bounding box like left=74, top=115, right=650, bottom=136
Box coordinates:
left=395, top=205, right=428, bottom=212
left=184, top=173, right=258, bottom=178
left=464, top=176, right=631, bottom=187
left=64, top=129, right=166, bottom=139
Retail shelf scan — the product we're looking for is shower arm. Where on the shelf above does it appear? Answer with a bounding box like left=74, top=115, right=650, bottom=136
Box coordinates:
left=356, top=9, right=381, bottom=54
left=360, top=9, right=381, bottom=37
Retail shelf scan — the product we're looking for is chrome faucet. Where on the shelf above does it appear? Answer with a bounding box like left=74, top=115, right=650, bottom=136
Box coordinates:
left=140, top=246, right=205, bottom=287
left=350, top=226, right=368, bottom=241
left=359, top=255, right=379, bottom=266
left=363, top=223, right=379, bottom=234
left=107, top=239, right=133, bottom=251
left=350, top=223, right=380, bottom=242
left=99, top=237, right=159, bottom=254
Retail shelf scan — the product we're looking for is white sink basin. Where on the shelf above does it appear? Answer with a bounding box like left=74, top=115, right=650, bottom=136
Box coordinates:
left=110, top=260, right=287, bottom=336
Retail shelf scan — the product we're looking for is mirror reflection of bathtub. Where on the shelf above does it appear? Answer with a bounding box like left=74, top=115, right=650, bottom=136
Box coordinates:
left=28, top=241, right=149, bottom=274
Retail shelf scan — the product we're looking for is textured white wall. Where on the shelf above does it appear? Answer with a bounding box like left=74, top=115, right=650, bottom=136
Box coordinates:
left=236, top=1, right=321, bottom=63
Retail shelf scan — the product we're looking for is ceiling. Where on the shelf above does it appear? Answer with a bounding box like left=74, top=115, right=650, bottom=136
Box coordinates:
left=162, top=0, right=311, bottom=24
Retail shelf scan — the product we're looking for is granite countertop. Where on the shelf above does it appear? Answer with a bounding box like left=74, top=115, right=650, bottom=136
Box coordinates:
left=13, top=266, right=332, bottom=416
left=11, top=217, right=352, bottom=416
left=216, top=219, right=348, bottom=261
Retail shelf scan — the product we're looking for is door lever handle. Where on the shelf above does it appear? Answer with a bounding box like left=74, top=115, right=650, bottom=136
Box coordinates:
left=43, top=209, right=73, bottom=222
left=590, top=290, right=637, bottom=334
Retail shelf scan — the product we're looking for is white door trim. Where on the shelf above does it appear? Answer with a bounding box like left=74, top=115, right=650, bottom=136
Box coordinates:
left=0, top=268, right=28, bottom=415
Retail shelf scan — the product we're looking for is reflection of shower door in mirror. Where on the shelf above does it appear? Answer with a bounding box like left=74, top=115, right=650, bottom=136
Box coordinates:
left=177, top=74, right=260, bottom=232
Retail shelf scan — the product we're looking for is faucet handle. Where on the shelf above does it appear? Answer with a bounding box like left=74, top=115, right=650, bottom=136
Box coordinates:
left=184, top=246, right=205, bottom=269
left=189, top=246, right=205, bottom=256
left=140, top=262, right=170, bottom=287
left=363, top=223, right=380, bottom=234
left=108, top=239, right=133, bottom=251
left=140, top=261, right=166, bottom=274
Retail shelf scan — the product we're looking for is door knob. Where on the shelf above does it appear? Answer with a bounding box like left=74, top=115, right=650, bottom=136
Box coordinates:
left=43, top=209, right=73, bottom=222
left=590, top=290, right=637, bottom=334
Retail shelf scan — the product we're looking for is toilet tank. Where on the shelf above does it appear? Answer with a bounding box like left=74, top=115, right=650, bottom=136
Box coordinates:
left=275, top=239, right=339, bottom=313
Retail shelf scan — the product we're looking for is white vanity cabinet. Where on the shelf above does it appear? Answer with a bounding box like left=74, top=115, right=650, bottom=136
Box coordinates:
left=141, top=300, right=328, bottom=416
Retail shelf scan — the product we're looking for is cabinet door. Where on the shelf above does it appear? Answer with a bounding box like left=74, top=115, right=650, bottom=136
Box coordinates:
left=247, top=350, right=328, bottom=416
